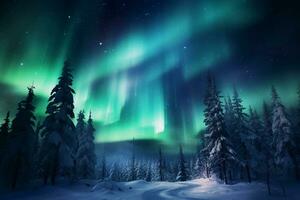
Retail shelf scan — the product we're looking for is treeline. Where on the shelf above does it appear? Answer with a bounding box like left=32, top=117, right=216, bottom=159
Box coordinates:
left=0, top=61, right=97, bottom=190
left=95, top=145, right=190, bottom=182
left=0, top=62, right=299, bottom=192
left=199, top=74, right=300, bottom=194
left=94, top=73, right=300, bottom=194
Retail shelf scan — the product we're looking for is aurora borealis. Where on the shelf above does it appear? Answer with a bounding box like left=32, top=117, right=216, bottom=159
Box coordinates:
left=0, top=0, right=299, bottom=145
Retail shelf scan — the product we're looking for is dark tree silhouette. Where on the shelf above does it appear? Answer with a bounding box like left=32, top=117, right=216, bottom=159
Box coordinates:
left=39, top=61, right=76, bottom=185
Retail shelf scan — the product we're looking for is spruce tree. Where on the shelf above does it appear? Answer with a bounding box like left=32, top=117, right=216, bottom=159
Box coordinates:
left=203, top=75, right=236, bottom=184
left=145, top=161, right=152, bottom=182
left=261, top=101, right=274, bottom=195
left=100, top=156, right=107, bottom=180
left=86, top=111, right=96, bottom=176
left=39, top=61, right=76, bottom=185
left=248, top=107, right=264, bottom=175
left=0, top=112, right=10, bottom=161
left=109, top=163, right=120, bottom=181
left=176, top=145, right=188, bottom=181
left=271, top=86, right=299, bottom=179
left=129, top=138, right=136, bottom=181
left=6, top=87, right=36, bottom=189
left=158, top=147, right=164, bottom=181
left=232, top=87, right=253, bottom=182
left=77, top=111, right=96, bottom=179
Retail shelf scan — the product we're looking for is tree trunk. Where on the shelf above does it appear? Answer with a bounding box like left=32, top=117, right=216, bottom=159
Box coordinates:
left=246, top=164, right=251, bottom=183
left=222, top=161, right=228, bottom=184
left=219, top=164, right=223, bottom=181
left=206, top=163, right=210, bottom=178
left=266, top=161, right=271, bottom=195
left=240, top=165, right=244, bottom=180
left=229, top=170, right=232, bottom=182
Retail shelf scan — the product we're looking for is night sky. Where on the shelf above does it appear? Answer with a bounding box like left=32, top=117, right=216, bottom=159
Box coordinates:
left=0, top=0, right=299, bottom=145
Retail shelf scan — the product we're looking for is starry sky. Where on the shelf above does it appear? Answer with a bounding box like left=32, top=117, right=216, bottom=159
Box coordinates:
left=0, top=0, right=299, bottom=145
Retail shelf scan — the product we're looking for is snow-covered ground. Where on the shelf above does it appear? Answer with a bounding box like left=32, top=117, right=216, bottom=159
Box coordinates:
left=1, top=179, right=299, bottom=200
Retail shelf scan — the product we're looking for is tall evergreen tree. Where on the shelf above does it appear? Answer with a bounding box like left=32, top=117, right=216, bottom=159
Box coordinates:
left=224, top=96, right=235, bottom=137
left=109, top=163, right=120, bottom=181
left=86, top=111, right=96, bottom=176
left=145, top=161, right=152, bottom=182
left=271, top=86, right=299, bottom=179
left=39, top=61, right=76, bottom=185
left=248, top=107, right=264, bottom=175
left=100, top=156, right=107, bottom=180
left=261, top=102, right=274, bottom=195
left=76, top=111, right=96, bottom=179
left=176, top=145, right=188, bottom=181
left=5, top=87, right=36, bottom=189
left=0, top=112, right=10, bottom=161
left=203, top=75, right=236, bottom=184
left=232, top=87, right=253, bottom=182
left=158, top=147, right=164, bottom=181
left=129, top=138, right=136, bottom=181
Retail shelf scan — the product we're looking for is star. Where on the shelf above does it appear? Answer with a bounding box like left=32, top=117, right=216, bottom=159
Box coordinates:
left=99, top=42, right=103, bottom=46
left=20, top=62, right=24, bottom=66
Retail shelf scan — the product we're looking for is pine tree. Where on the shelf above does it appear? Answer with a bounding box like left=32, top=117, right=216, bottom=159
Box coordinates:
left=86, top=111, right=96, bottom=176
left=109, top=163, right=120, bottom=181
left=271, top=86, right=299, bottom=179
left=39, top=61, right=76, bottom=185
left=248, top=107, right=264, bottom=175
left=261, top=101, right=274, bottom=195
left=0, top=112, right=10, bottom=162
left=129, top=138, right=136, bottom=181
left=76, top=111, right=96, bottom=179
left=232, top=87, right=253, bottom=182
left=193, top=152, right=203, bottom=178
left=136, top=161, right=146, bottom=180
left=203, top=75, right=236, bottom=184
left=176, top=145, right=188, bottom=181
left=158, top=147, right=164, bottom=181
left=145, top=161, right=152, bottom=182
left=100, top=156, right=107, bottom=180
left=224, top=96, right=235, bottom=137
left=6, top=87, right=36, bottom=189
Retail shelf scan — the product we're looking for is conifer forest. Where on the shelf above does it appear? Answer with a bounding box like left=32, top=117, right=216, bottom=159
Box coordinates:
left=0, top=0, right=299, bottom=199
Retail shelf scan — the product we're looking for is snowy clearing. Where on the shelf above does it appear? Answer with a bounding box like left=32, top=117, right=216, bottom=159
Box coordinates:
left=1, top=179, right=299, bottom=200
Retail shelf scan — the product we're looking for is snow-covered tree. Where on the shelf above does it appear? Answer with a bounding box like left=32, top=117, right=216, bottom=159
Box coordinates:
left=129, top=138, right=137, bottom=181
left=136, top=161, right=146, bottom=180
left=232, top=87, right=253, bottom=182
left=176, top=145, right=188, bottom=181
left=260, top=101, right=274, bottom=195
left=4, top=87, right=36, bottom=189
left=77, top=111, right=96, bottom=179
left=86, top=112, right=97, bottom=175
left=271, top=86, right=299, bottom=179
left=99, top=156, right=107, bottom=180
left=145, top=161, right=152, bottom=182
left=39, top=61, right=76, bottom=185
left=203, top=75, right=236, bottom=184
left=109, top=163, right=120, bottom=181
left=248, top=107, right=265, bottom=176
left=224, top=96, right=235, bottom=138
left=158, top=147, right=164, bottom=181
left=74, top=110, right=86, bottom=178
left=0, top=112, right=10, bottom=162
